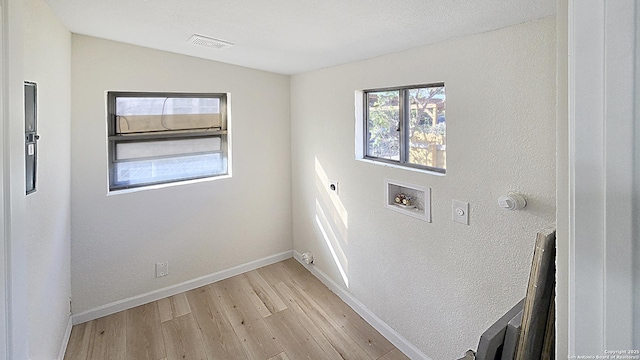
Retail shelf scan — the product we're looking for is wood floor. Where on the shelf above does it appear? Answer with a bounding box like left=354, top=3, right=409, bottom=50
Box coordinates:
left=64, top=258, right=409, bottom=360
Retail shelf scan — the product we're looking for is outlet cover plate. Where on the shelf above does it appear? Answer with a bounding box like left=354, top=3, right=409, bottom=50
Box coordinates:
left=452, top=200, right=469, bottom=225
left=328, top=181, right=339, bottom=194
left=156, top=261, right=169, bottom=277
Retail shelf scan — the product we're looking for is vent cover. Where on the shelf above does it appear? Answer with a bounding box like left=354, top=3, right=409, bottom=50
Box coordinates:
left=187, top=34, right=234, bottom=50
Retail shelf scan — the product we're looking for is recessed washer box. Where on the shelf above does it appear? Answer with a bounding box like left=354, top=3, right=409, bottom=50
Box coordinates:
left=384, top=179, right=431, bottom=222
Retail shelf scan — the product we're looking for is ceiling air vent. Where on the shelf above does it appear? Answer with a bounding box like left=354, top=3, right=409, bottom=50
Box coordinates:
left=187, top=34, right=234, bottom=50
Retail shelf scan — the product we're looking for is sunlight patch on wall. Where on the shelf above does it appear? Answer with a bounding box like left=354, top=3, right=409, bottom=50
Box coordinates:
left=315, top=214, right=349, bottom=288
left=315, top=157, right=348, bottom=230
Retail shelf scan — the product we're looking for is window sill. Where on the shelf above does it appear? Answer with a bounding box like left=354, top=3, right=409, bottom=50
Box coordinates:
left=355, top=158, right=446, bottom=176
left=107, top=174, right=232, bottom=196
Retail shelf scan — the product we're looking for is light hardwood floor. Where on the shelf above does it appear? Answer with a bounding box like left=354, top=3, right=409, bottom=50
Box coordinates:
left=64, top=258, right=410, bottom=360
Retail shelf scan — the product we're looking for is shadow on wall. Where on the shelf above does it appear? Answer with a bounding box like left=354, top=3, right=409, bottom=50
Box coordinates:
left=314, top=157, right=349, bottom=288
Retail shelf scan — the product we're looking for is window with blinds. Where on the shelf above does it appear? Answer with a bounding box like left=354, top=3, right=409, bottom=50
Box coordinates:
left=107, top=92, right=229, bottom=191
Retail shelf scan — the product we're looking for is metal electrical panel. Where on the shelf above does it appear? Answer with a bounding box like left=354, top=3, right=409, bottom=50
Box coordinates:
left=25, top=81, right=39, bottom=195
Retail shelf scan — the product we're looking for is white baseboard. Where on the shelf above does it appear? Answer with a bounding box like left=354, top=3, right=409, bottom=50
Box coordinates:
left=57, top=317, right=73, bottom=360
left=72, top=250, right=293, bottom=325
left=293, top=251, right=431, bottom=360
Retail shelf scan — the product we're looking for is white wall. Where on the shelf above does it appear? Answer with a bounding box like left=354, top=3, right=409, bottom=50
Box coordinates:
left=569, top=0, right=636, bottom=354
left=634, top=1, right=640, bottom=349
left=2, top=0, right=30, bottom=358
left=0, top=5, right=6, bottom=347
left=70, top=35, right=292, bottom=314
left=291, top=17, right=557, bottom=360
left=23, top=0, right=72, bottom=358
left=556, top=0, right=569, bottom=357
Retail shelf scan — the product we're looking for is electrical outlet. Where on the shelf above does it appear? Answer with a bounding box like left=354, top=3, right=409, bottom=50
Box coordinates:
left=452, top=200, right=469, bottom=225
left=156, top=261, right=169, bottom=277
left=329, top=181, right=339, bottom=194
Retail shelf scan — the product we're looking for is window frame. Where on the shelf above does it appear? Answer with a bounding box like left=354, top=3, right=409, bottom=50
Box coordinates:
left=363, top=82, right=445, bottom=174
left=107, top=91, right=229, bottom=191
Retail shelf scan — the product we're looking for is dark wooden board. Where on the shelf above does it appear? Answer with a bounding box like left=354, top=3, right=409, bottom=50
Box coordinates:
left=541, top=289, right=556, bottom=360
left=476, top=299, right=525, bottom=360
left=515, top=228, right=556, bottom=360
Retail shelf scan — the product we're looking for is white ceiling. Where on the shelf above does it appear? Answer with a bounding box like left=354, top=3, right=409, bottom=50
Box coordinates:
left=43, top=0, right=556, bottom=75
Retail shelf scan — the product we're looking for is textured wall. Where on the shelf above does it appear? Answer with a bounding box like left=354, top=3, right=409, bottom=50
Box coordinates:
left=70, top=35, right=292, bottom=313
left=290, top=17, right=556, bottom=359
left=24, top=0, right=72, bottom=358
left=556, top=0, right=569, bottom=356
left=634, top=1, right=640, bottom=349
left=635, top=74, right=640, bottom=349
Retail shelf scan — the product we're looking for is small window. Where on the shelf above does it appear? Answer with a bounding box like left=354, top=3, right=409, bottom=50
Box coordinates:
left=107, top=92, right=229, bottom=191
left=364, top=83, right=445, bottom=173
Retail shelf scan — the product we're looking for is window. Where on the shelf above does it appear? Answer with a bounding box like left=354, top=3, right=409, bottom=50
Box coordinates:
left=107, top=92, right=229, bottom=191
left=364, top=83, right=446, bottom=173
